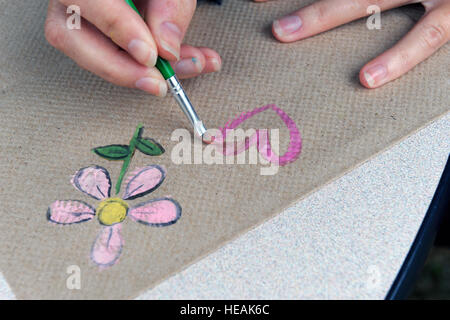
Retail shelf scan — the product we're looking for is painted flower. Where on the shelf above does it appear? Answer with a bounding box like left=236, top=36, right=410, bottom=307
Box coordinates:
left=47, top=165, right=181, bottom=268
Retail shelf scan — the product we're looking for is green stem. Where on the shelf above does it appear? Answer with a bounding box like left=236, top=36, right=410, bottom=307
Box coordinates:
left=115, top=124, right=143, bottom=194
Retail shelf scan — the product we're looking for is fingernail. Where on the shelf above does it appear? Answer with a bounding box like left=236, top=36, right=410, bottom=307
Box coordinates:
left=128, top=39, right=157, bottom=67
left=273, top=15, right=302, bottom=37
left=136, top=77, right=167, bottom=97
left=160, top=22, right=182, bottom=60
left=208, top=57, right=221, bottom=72
left=174, top=57, right=203, bottom=76
left=363, top=64, right=387, bottom=87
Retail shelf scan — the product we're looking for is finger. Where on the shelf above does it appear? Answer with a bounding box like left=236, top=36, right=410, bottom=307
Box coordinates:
left=272, top=0, right=408, bottom=42
left=145, top=0, right=197, bottom=61
left=170, top=45, right=222, bottom=79
left=198, top=47, right=222, bottom=74
left=171, top=45, right=205, bottom=79
left=360, top=3, right=450, bottom=88
left=45, top=0, right=167, bottom=96
left=58, top=0, right=158, bottom=67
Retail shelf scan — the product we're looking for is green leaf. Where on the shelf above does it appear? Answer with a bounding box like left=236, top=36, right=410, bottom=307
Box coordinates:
left=136, top=138, right=165, bottom=156
left=92, top=144, right=131, bottom=160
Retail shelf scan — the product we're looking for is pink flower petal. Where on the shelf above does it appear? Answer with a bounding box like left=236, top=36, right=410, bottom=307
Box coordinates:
left=129, top=197, right=181, bottom=227
left=47, top=200, right=95, bottom=225
left=90, top=224, right=123, bottom=268
left=71, top=166, right=111, bottom=200
left=122, top=165, right=166, bottom=200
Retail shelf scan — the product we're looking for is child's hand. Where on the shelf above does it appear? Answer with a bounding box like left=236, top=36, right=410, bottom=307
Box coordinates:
left=256, top=0, right=449, bottom=88
left=45, top=0, right=222, bottom=96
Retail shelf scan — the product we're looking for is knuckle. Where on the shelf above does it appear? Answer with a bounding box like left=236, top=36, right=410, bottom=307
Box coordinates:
left=44, top=20, right=65, bottom=49
left=183, top=0, right=197, bottom=13
left=166, top=0, right=195, bottom=12
left=397, top=49, right=411, bottom=69
left=58, top=0, right=70, bottom=6
left=359, top=0, right=385, bottom=12
left=103, top=13, right=122, bottom=38
left=311, top=2, right=329, bottom=25
left=369, top=0, right=389, bottom=8
left=163, top=0, right=196, bottom=24
left=420, top=22, right=447, bottom=50
left=165, top=0, right=178, bottom=12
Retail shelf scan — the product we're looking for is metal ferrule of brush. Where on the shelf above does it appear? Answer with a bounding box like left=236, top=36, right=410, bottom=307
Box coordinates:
left=166, top=75, right=207, bottom=137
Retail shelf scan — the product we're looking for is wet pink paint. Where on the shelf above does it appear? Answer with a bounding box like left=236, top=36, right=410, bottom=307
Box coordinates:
left=214, top=104, right=302, bottom=166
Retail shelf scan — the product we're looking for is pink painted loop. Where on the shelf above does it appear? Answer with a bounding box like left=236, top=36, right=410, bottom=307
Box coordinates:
left=215, top=104, right=302, bottom=166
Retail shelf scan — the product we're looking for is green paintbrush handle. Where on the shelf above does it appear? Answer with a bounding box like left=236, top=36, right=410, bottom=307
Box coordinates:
left=155, top=57, right=175, bottom=80
left=125, top=0, right=175, bottom=79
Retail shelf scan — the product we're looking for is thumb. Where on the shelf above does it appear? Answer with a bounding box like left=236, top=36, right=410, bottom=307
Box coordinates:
left=145, top=0, right=197, bottom=61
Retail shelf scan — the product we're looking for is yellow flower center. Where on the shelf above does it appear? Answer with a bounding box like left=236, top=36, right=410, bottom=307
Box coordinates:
left=97, top=198, right=128, bottom=226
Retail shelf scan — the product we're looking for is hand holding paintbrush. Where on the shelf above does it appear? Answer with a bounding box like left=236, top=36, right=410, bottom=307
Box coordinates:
left=44, top=0, right=222, bottom=97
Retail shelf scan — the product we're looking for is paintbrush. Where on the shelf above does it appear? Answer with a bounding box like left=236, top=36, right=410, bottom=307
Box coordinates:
left=125, top=0, right=208, bottom=138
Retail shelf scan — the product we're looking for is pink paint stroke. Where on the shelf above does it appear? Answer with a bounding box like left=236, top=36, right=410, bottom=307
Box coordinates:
left=122, top=165, right=166, bottom=200
left=91, top=224, right=123, bottom=268
left=47, top=200, right=95, bottom=225
left=128, top=197, right=182, bottom=227
left=71, top=166, right=111, bottom=200
left=214, top=104, right=302, bottom=166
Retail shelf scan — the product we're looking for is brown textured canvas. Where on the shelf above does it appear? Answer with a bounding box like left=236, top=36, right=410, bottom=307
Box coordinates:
left=0, top=0, right=448, bottom=299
